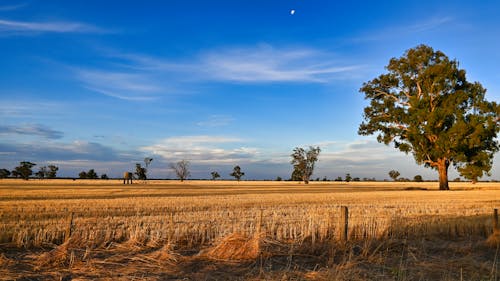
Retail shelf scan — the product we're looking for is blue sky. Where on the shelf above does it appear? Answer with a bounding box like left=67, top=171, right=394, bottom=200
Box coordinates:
left=0, top=0, right=499, bottom=180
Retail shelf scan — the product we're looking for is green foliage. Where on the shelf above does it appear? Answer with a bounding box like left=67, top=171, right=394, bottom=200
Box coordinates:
left=414, top=175, right=423, bottom=182
left=86, top=169, right=98, bottom=179
left=35, top=166, right=48, bottom=179
left=334, top=176, right=342, bottom=182
left=290, top=146, right=321, bottom=184
left=78, top=171, right=87, bottom=179
left=47, top=165, right=58, bottom=178
left=0, top=169, right=10, bottom=178
left=290, top=168, right=302, bottom=181
left=34, top=164, right=58, bottom=179
left=359, top=45, right=499, bottom=190
left=230, top=165, right=245, bottom=181
left=12, top=161, right=36, bottom=180
left=101, top=174, right=109, bottom=180
left=211, top=171, right=221, bottom=180
left=135, top=163, right=147, bottom=180
left=388, top=170, right=400, bottom=181
left=79, top=169, right=98, bottom=179
left=345, top=173, right=352, bottom=182
left=276, top=176, right=282, bottom=181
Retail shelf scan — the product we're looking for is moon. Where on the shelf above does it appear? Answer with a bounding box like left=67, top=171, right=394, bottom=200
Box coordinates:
left=290, top=9, right=295, bottom=15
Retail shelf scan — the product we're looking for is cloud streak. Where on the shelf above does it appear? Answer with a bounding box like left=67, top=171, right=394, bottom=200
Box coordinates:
left=0, top=19, right=108, bottom=33
left=351, top=16, right=454, bottom=42
left=199, top=46, right=361, bottom=83
left=0, top=124, right=63, bottom=139
left=196, top=115, right=234, bottom=127
left=76, top=69, right=161, bottom=101
left=76, top=45, right=361, bottom=100
left=0, top=3, right=27, bottom=11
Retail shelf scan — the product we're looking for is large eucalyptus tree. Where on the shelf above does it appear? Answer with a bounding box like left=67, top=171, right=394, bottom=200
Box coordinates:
left=359, top=45, right=499, bottom=190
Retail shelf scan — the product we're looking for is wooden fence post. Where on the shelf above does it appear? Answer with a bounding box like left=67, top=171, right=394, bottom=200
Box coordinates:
left=65, top=212, right=74, bottom=241
left=494, top=209, right=499, bottom=231
left=340, top=206, right=348, bottom=242
left=168, top=213, right=174, bottom=243
left=256, top=209, right=264, bottom=233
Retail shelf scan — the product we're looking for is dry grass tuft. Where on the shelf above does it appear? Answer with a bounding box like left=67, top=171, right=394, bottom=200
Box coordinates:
left=35, top=239, right=72, bottom=268
left=486, top=230, right=500, bottom=247
left=148, top=243, right=181, bottom=264
left=202, top=232, right=266, bottom=261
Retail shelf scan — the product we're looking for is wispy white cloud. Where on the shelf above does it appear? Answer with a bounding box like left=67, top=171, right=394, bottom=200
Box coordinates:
left=351, top=16, right=454, bottom=42
left=408, top=17, right=453, bottom=33
left=0, top=100, right=62, bottom=118
left=0, top=3, right=27, bottom=11
left=199, top=45, right=361, bottom=83
left=196, top=115, right=234, bottom=127
left=75, top=69, right=162, bottom=101
left=0, top=19, right=108, bottom=33
left=76, top=45, right=362, bottom=100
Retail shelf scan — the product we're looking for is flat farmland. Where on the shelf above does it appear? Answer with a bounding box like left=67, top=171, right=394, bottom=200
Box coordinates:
left=0, top=180, right=499, bottom=280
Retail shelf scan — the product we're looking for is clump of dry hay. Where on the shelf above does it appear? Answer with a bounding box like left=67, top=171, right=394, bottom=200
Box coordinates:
left=486, top=230, right=500, bottom=247
left=148, top=243, right=181, bottom=264
left=201, top=232, right=267, bottom=261
left=35, top=238, right=77, bottom=268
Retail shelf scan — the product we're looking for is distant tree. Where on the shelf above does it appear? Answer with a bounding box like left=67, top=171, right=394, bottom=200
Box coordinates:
left=359, top=45, right=499, bottom=190
left=353, top=177, right=361, bottom=181
left=0, top=169, right=11, bottom=179
left=35, top=166, right=48, bottom=179
left=230, top=165, right=245, bottom=181
left=322, top=176, right=328, bottom=181
left=143, top=157, right=153, bottom=182
left=345, top=173, right=352, bottom=182
left=101, top=174, right=109, bottom=180
left=413, top=175, right=424, bottom=182
left=47, top=165, right=58, bottom=179
left=12, top=161, right=36, bottom=180
left=290, top=146, right=321, bottom=184
left=78, top=171, right=87, bottom=179
left=334, top=176, right=343, bottom=182
left=388, top=170, right=400, bottom=181
left=211, top=171, right=221, bottom=180
left=453, top=177, right=461, bottom=182
left=276, top=176, right=282, bottom=181
left=86, top=169, right=98, bottom=179
left=135, top=163, right=147, bottom=180
left=170, top=160, right=190, bottom=182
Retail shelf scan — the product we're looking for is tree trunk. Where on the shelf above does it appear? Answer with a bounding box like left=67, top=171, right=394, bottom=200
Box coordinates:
left=437, top=159, right=450, bottom=190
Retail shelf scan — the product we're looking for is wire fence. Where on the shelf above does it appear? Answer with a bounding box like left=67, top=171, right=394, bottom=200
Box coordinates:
left=1, top=206, right=498, bottom=248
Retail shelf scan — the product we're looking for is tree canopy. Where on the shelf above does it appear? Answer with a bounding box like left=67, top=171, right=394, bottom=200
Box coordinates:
left=230, top=166, right=245, bottom=181
left=359, top=45, right=499, bottom=190
left=170, top=160, right=190, bottom=182
left=290, top=146, right=321, bottom=184
left=12, top=161, right=36, bottom=180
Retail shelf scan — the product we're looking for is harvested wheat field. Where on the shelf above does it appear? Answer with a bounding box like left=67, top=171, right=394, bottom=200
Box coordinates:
left=0, top=179, right=499, bottom=280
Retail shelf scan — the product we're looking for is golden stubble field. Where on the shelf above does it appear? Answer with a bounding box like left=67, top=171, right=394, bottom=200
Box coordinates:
left=0, top=179, right=499, bottom=280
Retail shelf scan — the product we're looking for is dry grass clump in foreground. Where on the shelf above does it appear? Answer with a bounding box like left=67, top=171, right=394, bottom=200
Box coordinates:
left=487, top=229, right=500, bottom=247
left=1, top=234, right=498, bottom=280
